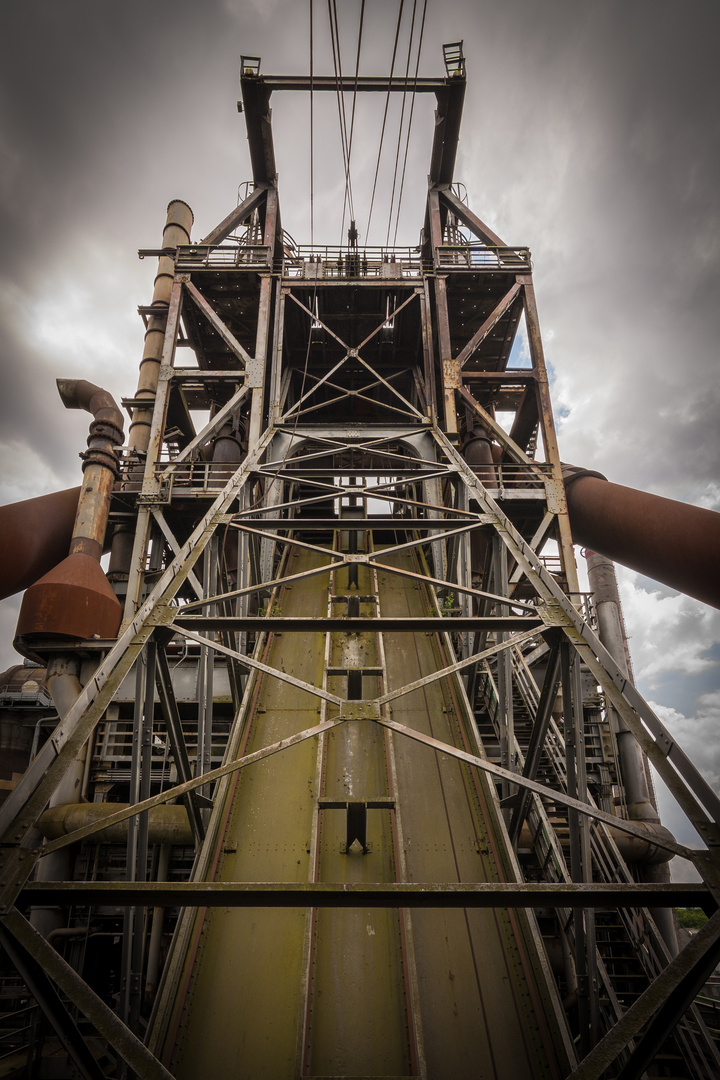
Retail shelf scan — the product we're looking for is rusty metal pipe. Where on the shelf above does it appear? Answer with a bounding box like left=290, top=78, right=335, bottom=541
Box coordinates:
left=564, top=466, right=720, bottom=609
left=586, top=550, right=678, bottom=954
left=463, top=424, right=496, bottom=582
left=15, top=381, right=124, bottom=649
left=127, top=200, right=193, bottom=457
left=586, top=552, right=657, bottom=821
left=109, top=199, right=193, bottom=583
left=0, top=487, right=80, bottom=600
left=30, top=657, right=85, bottom=937
left=56, top=379, right=124, bottom=561
left=37, top=803, right=193, bottom=846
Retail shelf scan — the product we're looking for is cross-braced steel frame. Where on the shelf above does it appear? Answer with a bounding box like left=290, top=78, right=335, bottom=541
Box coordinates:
left=1, top=47, right=719, bottom=1080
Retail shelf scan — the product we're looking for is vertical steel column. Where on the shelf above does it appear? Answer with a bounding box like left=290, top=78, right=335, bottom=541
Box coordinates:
left=248, top=187, right=277, bottom=450
left=428, top=189, right=457, bottom=437
left=493, top=537, right=515, bottom=809
left=269, top=284, right=286, bottom=425
left=121, top=277, right=185, bottom=622
left=419, top=281, right=437, bottom=422
left=520, top=276, right=580, bottom=598
left=120, top=642, right=156, bottom=1038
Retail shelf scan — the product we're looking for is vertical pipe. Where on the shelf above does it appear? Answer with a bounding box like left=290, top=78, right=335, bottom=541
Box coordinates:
left=145, top=844, right=172, bottom=1004
left=109, top=200, right=193, bottom=584
left=29, top=658, right=85, bottom=938
left=586, top=551, right=678, bottom=955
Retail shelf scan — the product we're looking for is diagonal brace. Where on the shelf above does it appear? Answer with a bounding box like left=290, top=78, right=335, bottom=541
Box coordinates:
left=0, top=908, right=175, bottom=1080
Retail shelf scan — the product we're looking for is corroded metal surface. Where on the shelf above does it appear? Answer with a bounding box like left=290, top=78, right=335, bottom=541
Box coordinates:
left=158, top=548, right=569, bottom=1080
left=0, top=486, right=80, bottom=600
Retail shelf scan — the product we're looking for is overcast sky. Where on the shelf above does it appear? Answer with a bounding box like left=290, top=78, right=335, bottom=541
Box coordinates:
left=0, top=0, right=718, bottom=870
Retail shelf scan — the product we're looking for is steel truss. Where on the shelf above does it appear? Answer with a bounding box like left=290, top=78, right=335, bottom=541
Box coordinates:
left=1, top=49, right=719, bottom=1080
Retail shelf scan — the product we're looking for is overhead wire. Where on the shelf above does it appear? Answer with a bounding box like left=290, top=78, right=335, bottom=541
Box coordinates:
left=392, top=0, right=428, bottom=246
left=310, top=0, right=315, bottom=247
left=365, top=0, right=405, bottom=245
left=328, top=0, right=355, bottom=234
left=248, top=0, right=319, bottom=516
left=340, top=0, right=365, bottom=241
left=385, top=0, right=418, bottom=247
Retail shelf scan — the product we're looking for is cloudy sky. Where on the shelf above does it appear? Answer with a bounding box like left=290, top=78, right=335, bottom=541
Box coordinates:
left=1, top=0, right=718, bottom=869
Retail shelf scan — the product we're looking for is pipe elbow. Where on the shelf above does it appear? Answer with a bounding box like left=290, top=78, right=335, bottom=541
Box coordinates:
left=608, top=820, right=676, bottom=865
left=56, top=379, right=125, bottom=436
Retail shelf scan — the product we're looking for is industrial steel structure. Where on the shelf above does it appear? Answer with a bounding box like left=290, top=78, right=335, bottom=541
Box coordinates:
left=1, top=43, right=720, bottom=1080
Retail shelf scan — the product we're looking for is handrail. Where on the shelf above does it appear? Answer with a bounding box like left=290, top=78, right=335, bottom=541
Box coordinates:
left=173, top=243, right=531, bottom=277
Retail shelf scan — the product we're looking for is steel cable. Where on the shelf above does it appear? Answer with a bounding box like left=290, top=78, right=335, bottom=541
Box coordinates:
left=340, top=0, right=365, bottom=241
left=310, top=0, right=315, bottom=246
left=392, top=0, right=427, bottom=245
left=365, top=0, right=405, bottom=244
left=328, top=0, right=355, bottom=232
left=385, top=0, right=418, bottom=247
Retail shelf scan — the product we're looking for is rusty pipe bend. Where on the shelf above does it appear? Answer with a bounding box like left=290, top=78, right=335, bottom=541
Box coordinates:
left=56, top=379, right=124, bottom=478
left=56, top=378, right=124, bottom=433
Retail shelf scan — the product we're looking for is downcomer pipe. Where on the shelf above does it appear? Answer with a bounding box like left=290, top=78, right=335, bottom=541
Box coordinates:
left=585, top=550, right=678, bottom=954
left=462, top=423, right=496, bottom=582
left=563, top=465, right=720, bottom=609
left=55, top=379, right=124, bottom=562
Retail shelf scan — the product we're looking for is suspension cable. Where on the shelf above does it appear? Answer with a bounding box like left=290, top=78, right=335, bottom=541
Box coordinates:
left=328, top=0, right=355, bottom=233
left=310, top=0, right=315, bottom=247
left=365, top=0, right=405, bottom=245
left=341, top=0, right=365, bottom=241
left=386, top=0, right=418, bottom=247
left=392, top=0, right=427, bottom=245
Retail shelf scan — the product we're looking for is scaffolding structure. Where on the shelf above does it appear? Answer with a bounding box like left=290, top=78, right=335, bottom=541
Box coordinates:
left=1, top=46, right=720, bottom=1080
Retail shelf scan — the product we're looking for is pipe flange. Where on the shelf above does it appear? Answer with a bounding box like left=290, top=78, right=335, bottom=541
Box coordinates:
left=87, top=419, right=124, bottom=446
left=80, top=448, right=122, bottom=478
left=561, top=463, right=607, bottom=489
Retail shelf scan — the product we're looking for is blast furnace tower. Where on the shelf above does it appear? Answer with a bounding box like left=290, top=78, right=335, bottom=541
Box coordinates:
left=1, top=45, right=720, bottom=1080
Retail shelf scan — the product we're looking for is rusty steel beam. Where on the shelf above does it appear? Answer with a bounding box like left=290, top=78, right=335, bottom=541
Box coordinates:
left=0, top=922, right=108, bottom=1080
left=19, top=880, right=712, bottom=909
left=173, top=616, right=543, bottom=633
left=457, top=281, right=523, bottom=369
left=201, top=183, right=269, bottom=246
left=0, top=909, right=175, bottom=1080
left=568, top=911, right=720, bottom=1080
left=439, top=186, right=507, bottom=247
left=239, top=74, right=276, bottom=186
left=259, top=75, right=447, bottom=93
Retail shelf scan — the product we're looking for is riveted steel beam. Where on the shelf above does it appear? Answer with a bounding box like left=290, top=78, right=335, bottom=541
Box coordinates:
left=19, top=881, right=712, bottom=910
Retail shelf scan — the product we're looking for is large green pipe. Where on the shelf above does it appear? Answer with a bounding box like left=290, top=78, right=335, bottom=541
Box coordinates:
left=38, top=803, right=193, bottom=846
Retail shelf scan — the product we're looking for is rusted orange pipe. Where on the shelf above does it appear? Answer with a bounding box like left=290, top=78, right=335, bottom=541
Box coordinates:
left=563, top=466, right=720, bottom=609
left=15, top=380, right=124, bottom=649
left=0, top=487, right=80, bottom=601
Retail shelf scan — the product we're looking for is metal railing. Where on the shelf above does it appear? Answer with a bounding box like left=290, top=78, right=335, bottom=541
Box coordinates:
left=176, top=244, right=272, bottom=270
left=173, top=243, right=531, bottom=277
left=436, top=244, right=531, bottom=270
left=281, top=245, right=425, bottom=279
